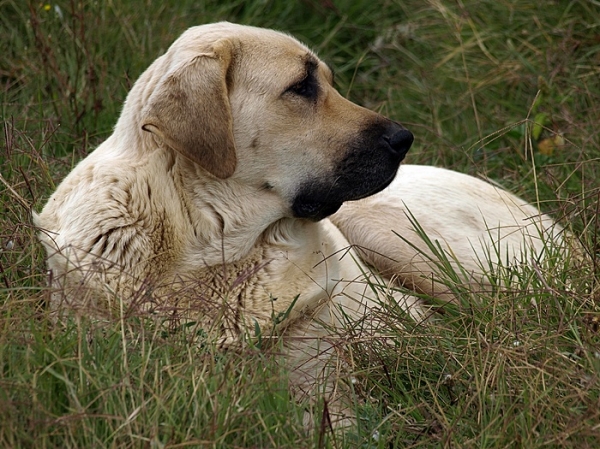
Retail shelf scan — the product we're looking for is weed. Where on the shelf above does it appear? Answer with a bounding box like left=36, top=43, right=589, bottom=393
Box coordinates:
left=1, top=0, right=598, bottom=447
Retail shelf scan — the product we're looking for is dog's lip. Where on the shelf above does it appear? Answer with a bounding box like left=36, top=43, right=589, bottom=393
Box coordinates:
left=292, top=168, right=399, bottom=221
left=293, top=200, right=344, bottom=221
left=350, top=168, right=398, bottom=201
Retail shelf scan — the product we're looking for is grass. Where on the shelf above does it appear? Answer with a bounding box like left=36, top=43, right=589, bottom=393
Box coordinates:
left=1, top=0, right=599, bottom=447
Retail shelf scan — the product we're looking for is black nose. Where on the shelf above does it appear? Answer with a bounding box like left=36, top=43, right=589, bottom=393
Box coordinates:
left=385, top=129, right=414, bottom=159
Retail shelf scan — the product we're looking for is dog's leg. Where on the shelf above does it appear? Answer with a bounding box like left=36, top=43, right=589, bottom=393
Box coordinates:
left=284, top=274, right=423, bottom=431
left=331, top=165, right=565, bottom=301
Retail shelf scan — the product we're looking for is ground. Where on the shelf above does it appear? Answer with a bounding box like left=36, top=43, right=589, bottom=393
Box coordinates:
left=1, top=1, right=599, bottom=447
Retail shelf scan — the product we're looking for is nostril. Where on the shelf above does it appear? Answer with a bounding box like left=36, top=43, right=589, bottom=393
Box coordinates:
left=386, top=129, right=414, bottom=157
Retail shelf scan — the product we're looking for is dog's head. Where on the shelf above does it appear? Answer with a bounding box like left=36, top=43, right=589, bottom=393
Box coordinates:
left=140, top=22, right=412, bottom=221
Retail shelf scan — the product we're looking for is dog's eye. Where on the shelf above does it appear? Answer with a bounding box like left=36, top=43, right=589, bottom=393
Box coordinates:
left=285, top=74, right=318, bottom=100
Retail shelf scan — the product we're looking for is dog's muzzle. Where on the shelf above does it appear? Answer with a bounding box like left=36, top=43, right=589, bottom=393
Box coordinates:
left=292, top=121, right=414, bottom=221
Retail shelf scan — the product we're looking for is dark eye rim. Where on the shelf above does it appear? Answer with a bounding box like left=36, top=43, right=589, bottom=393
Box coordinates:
left=284, top=74, right=318, bottom=100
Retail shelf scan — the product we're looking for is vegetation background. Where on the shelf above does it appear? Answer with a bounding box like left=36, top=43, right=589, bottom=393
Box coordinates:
left=1, top=0, right=599, bottom=447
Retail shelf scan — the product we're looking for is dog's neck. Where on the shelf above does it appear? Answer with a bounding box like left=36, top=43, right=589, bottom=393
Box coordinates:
left=103, top=126, right=323, bottom=271
left=170, top=156, right=312, bottom=269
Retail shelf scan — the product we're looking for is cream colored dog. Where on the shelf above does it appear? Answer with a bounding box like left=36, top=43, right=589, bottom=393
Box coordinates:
left=35, top=22, right=563, bottom=425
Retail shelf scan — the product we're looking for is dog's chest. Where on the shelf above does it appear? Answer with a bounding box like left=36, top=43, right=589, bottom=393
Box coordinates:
left=148, top=242, right=337, bottom=340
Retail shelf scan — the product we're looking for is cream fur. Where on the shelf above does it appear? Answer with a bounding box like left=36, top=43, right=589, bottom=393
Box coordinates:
left=35, top=22, right=564, bottom=426
left=331, top=165, right=565, bottom=302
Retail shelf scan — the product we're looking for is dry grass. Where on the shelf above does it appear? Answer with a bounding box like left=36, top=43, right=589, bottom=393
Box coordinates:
left=1, top=0, right=599, bottom=447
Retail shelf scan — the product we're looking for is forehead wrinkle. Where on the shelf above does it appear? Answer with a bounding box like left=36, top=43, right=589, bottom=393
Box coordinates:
left=301, top=53, right=334, bottom=84
left=300, top=54, right=318, bottom=76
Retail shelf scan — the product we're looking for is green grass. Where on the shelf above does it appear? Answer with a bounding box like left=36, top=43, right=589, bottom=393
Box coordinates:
left=1, top=0, right=599, bottom=447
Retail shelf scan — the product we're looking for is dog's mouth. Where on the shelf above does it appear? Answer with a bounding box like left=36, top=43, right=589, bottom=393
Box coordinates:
left=292, top=168, right=399, bottom=221
left=291, top=121, right=413, bottom=221
left=292, top=200, right=344, bottom=221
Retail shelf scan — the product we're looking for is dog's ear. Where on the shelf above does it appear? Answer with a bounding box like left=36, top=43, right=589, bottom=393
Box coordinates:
left=141, top=39, right=236, bottom=179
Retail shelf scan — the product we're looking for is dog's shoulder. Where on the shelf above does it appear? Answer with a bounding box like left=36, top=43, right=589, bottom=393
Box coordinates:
left=35, top=141, right=187, bottom=286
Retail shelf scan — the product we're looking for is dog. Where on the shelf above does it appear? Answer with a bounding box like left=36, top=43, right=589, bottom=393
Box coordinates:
left=35, top=22, right=564, bottom=426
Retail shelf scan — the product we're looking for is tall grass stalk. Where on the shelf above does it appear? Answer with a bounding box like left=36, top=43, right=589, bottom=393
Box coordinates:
left=1, top=0, right=598, bottom=447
